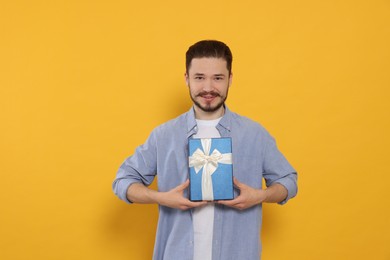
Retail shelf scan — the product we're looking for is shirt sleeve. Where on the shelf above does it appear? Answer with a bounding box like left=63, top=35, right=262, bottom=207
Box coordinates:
left=112, top=130, right=158, bottom=204
left=262, top=135, right=298, bottom=205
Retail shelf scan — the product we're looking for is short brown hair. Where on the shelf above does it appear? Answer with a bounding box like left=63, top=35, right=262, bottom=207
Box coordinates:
left=186, top=40, right=233, bottom=74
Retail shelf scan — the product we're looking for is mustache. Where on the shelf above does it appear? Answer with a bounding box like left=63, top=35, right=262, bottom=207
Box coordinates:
left=197, top=91, right=221, bottom=97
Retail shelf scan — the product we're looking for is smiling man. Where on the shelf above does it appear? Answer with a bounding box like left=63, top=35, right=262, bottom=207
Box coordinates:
left=113, top=40, right=298, bottom=260
left=187, top=57, right=231, bottom=118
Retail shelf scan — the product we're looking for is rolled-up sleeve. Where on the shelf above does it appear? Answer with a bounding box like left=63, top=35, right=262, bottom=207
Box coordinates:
left=262, top=135, right=298, bottom=205
left=112, top=130, right=158, bottom=204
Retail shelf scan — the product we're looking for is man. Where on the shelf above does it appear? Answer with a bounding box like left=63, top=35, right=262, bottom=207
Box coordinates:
left=113, top=40, right=298, bottom=260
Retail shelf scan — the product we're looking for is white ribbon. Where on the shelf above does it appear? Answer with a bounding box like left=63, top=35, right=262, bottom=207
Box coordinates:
left=189, top=139, right=232, bottom=200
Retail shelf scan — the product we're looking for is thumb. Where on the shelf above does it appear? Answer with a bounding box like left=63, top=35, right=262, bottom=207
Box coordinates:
left=233, top=177, right=244, bottom=189
left=177, top=179, right=190, bottom=191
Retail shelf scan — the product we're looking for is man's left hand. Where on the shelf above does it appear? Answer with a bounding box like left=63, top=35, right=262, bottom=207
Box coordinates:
left=216, top=177, right=267, bottom=210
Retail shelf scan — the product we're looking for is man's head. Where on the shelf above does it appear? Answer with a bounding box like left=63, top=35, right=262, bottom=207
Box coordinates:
left=185, top=40, right=233, bottom=119
left=186, top=40, right=233, bottom=75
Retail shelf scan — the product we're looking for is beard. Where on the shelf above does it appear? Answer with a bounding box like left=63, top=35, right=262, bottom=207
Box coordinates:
left=190, top=89, right=228, bottom=113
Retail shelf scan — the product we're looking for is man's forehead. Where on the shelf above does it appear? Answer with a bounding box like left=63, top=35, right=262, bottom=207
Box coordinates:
left=188, top=57, right=229, bottom=74
left=190, top=57, right=227, bottom=64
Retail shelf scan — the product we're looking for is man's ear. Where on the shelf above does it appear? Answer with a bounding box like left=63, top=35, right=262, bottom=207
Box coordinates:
left=184, top=73, right=189, bottom=87
left=229, top=72, right=233, bottom=86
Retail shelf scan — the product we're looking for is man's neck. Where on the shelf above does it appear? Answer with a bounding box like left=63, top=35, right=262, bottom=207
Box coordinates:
left=194, top=105, right=225, bottom=120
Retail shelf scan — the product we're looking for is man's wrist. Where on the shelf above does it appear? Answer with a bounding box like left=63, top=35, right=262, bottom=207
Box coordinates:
left=261, top=183, right=288, bottom=203
left=147, top=189, right=161, bottom=204
left=262, top=188, right=269, bottom=203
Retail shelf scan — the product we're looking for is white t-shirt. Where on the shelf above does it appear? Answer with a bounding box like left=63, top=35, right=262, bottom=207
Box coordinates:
left=192, top=117, right=221, bottom=260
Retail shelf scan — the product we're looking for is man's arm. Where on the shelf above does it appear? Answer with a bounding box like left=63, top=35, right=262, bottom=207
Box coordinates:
left=113, top=128, right=206, bottom=210
left=128, top=179, right=207, bottom=210
left=217, top=177, right=288, bottom=210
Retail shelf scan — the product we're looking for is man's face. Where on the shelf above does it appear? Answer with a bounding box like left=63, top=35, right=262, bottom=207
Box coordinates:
left=186, top=57, right=232, bottom=113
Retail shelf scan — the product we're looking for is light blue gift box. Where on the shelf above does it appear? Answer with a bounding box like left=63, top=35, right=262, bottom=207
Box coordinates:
left=188, top=137, right=234, bottom=201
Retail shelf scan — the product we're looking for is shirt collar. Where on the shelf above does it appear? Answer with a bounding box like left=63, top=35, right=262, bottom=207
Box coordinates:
left=186, top=105, right=232, bottom=136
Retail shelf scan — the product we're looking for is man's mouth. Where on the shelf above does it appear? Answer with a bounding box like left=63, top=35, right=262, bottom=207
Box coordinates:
left=198, top=92, right=219, bottom=101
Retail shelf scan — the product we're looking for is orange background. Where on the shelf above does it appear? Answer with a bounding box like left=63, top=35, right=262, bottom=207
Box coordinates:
left=1, top=1, right=389, bottom=259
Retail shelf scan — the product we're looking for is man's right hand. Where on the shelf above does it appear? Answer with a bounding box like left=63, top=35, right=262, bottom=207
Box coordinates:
left=158, top=179, right=207, bottom=210
left=127, top=179, right=207, bottom=210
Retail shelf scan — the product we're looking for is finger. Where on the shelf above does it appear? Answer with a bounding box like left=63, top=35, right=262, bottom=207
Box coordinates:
left=218, top=202, right=242, bottom=210
left=218, top=198, right=247, bottom=210
left=216, top=200, right=231, bottom=206
left=217, top=198, right=240, bottom=206
left=233, top=177, right=244, bottom=189
left=176, top=179, right=190, bottom=191
left=186, top=200, right=207, bottom=208
left=193, top=201, right=208, bottom=207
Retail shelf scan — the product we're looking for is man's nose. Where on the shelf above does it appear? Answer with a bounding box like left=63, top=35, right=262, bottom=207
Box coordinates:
left=202, top=79, right=213, bottom=92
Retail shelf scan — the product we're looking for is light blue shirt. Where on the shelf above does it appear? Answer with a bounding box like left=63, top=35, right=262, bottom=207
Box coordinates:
left=113, top=106, right=298, bottom=260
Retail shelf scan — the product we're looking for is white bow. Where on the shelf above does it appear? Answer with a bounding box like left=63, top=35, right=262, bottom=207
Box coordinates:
left=189, top=139, right=232, bottom=200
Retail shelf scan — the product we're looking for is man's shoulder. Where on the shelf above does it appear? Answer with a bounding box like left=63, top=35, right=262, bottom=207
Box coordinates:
left=151, top=110, right=189, bottom=135
left=230, top=110, right=267, bottom=131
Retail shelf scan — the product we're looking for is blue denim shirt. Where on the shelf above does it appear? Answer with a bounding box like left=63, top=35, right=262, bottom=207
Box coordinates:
left=113, top=106, right=298, bottom=260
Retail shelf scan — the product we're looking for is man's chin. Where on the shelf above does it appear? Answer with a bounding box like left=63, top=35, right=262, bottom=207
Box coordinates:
left=195, top=102, right=224, bottom=113
left=191, top=94, right=226, bottom=113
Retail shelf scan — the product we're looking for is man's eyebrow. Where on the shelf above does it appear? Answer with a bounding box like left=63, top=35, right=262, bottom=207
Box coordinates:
left=192, top=73, right=226, bottom=77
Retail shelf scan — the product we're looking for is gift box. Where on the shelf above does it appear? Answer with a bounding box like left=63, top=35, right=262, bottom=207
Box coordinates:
left=188, top=137, right=234, bottom=201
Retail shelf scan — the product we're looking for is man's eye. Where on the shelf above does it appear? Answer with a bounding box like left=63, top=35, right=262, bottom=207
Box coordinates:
left=215, top=77, right=223, bottom=81
left=195, top=76, right=204, bottom=80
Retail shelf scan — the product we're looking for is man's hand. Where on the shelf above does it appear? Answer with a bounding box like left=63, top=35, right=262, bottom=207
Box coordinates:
left=217, top=177, right=288, bottom=210
left=127, top=180, right=207, bottom=210
left=158, top=179, right=207, bottom=210
left=217, top=177, right=267, bottom=210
